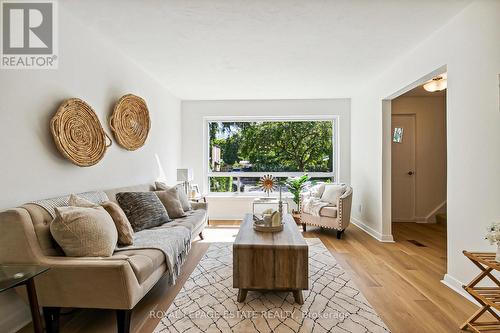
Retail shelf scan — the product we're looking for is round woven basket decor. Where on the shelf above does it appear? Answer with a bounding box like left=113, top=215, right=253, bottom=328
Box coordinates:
left=50, top=98, right=112, bottom=167
left=109, top=94, right=150, bottom=151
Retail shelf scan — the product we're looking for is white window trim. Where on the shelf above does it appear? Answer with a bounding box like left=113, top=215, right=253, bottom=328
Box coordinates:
left=203, top=115, right=340, bottom=194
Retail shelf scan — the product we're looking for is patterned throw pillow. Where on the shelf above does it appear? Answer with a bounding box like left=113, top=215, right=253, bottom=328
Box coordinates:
left=116, top=192, right=171, bottom=232
left=50, top=205, right=118, bottom=257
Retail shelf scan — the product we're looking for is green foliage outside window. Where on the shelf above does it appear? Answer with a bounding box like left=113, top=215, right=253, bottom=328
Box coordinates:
left=209, top=121, right=333, bottom=173
left=210, top=176, right=234, bottom=192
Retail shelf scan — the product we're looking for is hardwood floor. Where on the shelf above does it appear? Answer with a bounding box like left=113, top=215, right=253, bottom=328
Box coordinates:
left=19, top=221, right=477, bottom=333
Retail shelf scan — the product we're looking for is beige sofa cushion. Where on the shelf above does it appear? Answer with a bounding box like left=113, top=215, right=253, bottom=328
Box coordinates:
left=112, top=248, right=164, bottom=284
left=155, top=189, right=186, bottom=219
left=320, top=206, right=338, bottom=218
left=101, top=201, right=134, bottom=246
left=50, top=206, right=118, bottom=257
left=156, top=208, right=207, bottom=233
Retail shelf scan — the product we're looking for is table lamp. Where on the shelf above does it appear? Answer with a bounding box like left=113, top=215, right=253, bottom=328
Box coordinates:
left=177, top=168, right=193, bottom=194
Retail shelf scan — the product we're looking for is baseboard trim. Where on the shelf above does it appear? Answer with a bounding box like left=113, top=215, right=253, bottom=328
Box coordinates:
left=441, top=273, right=479, bottom=306
left=351, top=217, right=394, bottom=243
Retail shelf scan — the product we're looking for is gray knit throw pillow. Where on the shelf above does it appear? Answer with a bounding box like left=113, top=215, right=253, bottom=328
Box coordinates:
left=116, top=192, right=171, bottom=232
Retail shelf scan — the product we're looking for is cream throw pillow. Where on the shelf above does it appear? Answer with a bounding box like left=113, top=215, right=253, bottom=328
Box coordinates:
left=155, top=188, right=186, bottom=219
left=320, top=184, right=346, bottom=206
left=50, top=205, right=118, bottom=257
left=68, top=194, right=98, bottom=207
left=155, top=182, right=192, bottom=212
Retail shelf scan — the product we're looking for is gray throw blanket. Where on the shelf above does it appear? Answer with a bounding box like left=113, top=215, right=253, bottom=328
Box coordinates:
left=115, top=225, right=192, bottom=286
left=30, top=191, right=109, bottom=218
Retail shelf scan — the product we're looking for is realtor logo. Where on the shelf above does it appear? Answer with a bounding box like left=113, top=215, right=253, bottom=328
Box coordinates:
left=1, top=0, right=58, bottom=69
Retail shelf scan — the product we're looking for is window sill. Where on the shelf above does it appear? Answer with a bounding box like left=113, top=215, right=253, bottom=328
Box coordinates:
left=206, top=192, right=293, bottom=199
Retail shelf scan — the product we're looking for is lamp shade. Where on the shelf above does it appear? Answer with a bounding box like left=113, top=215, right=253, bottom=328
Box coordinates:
left=177, top=168, right=193, bottom=181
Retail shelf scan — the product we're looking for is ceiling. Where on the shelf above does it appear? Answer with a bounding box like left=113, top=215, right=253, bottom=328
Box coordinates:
left=62, top=0, right=470, bottom=100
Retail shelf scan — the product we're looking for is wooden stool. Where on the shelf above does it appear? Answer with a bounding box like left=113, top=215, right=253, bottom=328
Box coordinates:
left=461, top=251, right=500, bottom=332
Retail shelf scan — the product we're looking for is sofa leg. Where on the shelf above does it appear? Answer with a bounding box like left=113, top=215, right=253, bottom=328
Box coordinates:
left=43, top=307, right=60, bottom=333
left=336, top=229, right=345, bottom=239
left=199, top=231, right=204, bottom=240
left=302, top=224, right=306, bottom=232
left=116, top=309, right=132, bottom=333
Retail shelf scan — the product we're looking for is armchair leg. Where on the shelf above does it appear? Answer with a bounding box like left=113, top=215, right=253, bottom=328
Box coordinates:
left=199, top=231, right=204, bottom=240
left=116, top=309, right=132, bottom=333
left=336, top=229, right=345, bottom=239
left=43, top=307, right=60, bottom=333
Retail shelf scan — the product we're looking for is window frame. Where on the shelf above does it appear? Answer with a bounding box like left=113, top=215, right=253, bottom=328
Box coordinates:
left=203, top=115, right=340, bottom=194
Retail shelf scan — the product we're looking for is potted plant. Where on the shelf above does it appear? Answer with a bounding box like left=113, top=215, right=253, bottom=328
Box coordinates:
left=285, top=174, right=310, bottom=213
left=485, top=222, right=500, bottom=262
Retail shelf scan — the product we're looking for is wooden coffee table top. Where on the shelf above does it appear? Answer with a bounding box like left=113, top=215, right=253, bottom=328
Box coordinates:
left=234, top=213, right=308, bottom=249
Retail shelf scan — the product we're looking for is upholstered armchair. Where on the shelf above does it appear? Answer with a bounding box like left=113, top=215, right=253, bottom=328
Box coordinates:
left=300, top=185, right=353, bottom=239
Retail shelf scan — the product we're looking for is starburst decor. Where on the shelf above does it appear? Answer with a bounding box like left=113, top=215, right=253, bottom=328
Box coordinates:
left=259, top=174, right=277, bottom=196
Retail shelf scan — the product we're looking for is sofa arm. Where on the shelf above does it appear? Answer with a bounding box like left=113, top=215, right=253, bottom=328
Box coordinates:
left=337, top=186, right=353, bottom=230
left=35, top=256, right=142, bottom=309
left=191, top=202, right=207, bottom=210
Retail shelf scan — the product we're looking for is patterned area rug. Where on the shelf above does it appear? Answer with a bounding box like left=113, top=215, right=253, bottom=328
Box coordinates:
left=153, top=239, right=390, bottom=333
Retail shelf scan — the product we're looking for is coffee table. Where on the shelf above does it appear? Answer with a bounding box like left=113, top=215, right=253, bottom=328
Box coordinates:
left=233, top=213, right=308, bottom=304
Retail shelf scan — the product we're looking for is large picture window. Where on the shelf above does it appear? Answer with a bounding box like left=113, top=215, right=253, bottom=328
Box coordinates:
left=206, top=117, right=337, bottom=194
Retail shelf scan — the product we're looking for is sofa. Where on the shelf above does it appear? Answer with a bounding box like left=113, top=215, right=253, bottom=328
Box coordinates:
left=300, top=185, right=352, bottom=239
left=0, top=183, right=208, bottom=333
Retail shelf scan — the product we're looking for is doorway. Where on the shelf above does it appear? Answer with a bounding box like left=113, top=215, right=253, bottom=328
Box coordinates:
left=390, top=79, right=447, bottom=227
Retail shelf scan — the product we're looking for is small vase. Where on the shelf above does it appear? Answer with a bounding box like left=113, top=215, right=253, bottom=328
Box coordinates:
left=496, top=245, right=500, bottom=262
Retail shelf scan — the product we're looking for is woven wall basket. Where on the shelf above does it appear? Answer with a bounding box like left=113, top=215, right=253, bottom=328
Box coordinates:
left=50, top=98, right=112, bottom=167
left=109, top=94, right=150, bottom=151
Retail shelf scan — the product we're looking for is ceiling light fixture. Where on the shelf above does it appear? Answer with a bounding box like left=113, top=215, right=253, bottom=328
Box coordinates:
left=423, top=75, right=447, bottom=92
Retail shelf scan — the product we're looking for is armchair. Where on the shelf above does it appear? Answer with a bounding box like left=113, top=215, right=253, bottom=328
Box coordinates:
left=300, top=185, right=353, bottom=239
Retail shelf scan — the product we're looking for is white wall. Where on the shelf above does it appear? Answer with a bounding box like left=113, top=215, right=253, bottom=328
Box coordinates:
left=0, top=5, right=181, bottom=331
left=351, top=0, right=500, bottom=292
left=392, top=96, right=447, bottom=220
left=181, top=99, right=350, bottom=219
left=0, top=7, right=181, bottom=210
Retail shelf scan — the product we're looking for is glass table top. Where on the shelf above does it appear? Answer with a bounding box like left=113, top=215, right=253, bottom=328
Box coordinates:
left=0, top=265, right=49, bottom=292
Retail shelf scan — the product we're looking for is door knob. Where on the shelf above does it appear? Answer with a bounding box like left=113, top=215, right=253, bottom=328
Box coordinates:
left=408, top=171, right=414, bottom=175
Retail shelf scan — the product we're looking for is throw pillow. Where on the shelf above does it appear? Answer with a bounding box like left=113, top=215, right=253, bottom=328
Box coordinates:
left=320, top=184, right=346, bottom=205
left=68, top=194, right=98, bottom=208
left=310, top=183, right=326, bottom=198
left=155, top=181, right=192, bottom=212
left=101, top=201, right=134, bottom=246
left=116, top=192, right=171, bottom=232
left=50, top=206, right=118, bottom=257
left=155, top=189, right=186, bottom=219
left=175, top=184, right=192, bottom=212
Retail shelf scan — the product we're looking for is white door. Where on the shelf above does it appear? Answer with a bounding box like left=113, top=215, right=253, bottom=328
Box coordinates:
left=392, top=114, right=416, bottom=221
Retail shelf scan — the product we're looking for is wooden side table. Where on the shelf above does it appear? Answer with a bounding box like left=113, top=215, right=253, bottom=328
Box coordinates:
left=461, top=251, right=500, bottom=332
left=0, top=265, right=49, bottom=333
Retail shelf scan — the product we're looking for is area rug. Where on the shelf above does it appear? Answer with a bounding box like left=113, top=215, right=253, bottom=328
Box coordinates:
left=153, top=239, right=390, bottom=333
